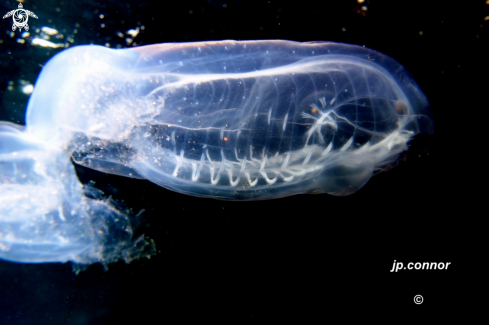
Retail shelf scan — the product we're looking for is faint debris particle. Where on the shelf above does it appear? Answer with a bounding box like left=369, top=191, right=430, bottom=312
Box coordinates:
left=22, top=84, right=34, bottom=95
left=31, top=38, right=64, bottom=48
left=353, top=0, right=368, bottom=17
left=41, top=27, right=59, bottom=36
left=126, top=28, right=139, bottom=37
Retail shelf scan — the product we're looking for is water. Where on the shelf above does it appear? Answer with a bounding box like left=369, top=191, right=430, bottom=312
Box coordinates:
left=0, top=0, right=477, bottom=321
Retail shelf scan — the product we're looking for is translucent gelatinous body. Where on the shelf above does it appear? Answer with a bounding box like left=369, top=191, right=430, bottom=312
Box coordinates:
left=0, top=40, right=432, bottom=265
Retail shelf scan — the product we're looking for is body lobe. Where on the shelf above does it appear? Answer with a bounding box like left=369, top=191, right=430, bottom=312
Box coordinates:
left=66, top=40, right=430, bottom=199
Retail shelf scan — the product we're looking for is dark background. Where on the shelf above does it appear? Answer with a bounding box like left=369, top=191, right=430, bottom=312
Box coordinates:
left=0, top=0, right=485, bottom=322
